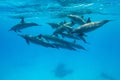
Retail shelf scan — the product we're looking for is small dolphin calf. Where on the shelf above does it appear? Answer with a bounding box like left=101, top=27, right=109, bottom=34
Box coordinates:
left=72, top=20, right=110, bottom=33
left=9, top=17, right=40, bottom=32
left=18, top=34, right=55, bottom=48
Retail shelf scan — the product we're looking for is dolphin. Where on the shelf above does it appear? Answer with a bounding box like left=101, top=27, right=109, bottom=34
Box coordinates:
left=47, top=20, right=74, bottom=29
left=38, top=34, right=86, bottom=51
left=9, top=17, right=40, bottom=32
left=53, top=24, right=73, bottom=36
left=63, top=20, right=75, bottom=27
left=72, top=20, right=110, bottom=33
left=60, top=32, right=87, bottom=43
left=53, top=43, right=76, bottom=51
left=18, top=34, right=55, bottom=48
left=61, top=32, right=80, bottom=39
left=38, top=34, right=72, bottom=45
left=67, top=14, right=87, bottom=25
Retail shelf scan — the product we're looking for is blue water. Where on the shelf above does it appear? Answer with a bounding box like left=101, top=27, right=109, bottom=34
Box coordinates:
left=0, top=0, right=120, bottom=80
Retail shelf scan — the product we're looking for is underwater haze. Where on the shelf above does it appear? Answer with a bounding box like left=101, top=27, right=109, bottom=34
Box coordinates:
left=0, top=0, right=120, bottom=80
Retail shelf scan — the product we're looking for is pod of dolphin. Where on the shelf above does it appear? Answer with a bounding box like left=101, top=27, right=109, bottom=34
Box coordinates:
left=9, top=14, right=110, bottom=51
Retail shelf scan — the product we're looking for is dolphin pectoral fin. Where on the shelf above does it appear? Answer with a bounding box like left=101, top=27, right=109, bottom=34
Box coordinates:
left=77, top=34, right=87, bottom=43
left=25, top=39, right=30, bottom=45
left=81, top=37, right=88, bottom=44
left=86, top=17, right=91, bottom=23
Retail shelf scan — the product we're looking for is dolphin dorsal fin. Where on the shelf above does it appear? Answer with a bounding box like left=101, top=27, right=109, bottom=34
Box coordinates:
left=37, top=34, right=42, bottom=38
left=86, top=17, right=91, bottom=23
left=71, top=20, right=75, bottom=26
left=20, top=17, right=25, bottom=24
left=81, top=16, right=84, bottom=19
